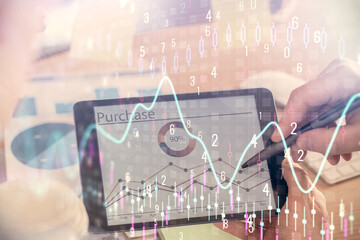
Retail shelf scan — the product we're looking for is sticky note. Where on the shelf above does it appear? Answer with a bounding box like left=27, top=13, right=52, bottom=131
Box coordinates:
left=158, top=223, right=241, bottom=240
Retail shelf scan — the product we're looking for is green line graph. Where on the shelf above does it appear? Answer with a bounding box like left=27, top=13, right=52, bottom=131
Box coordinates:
left=77, top=76, right=360, bottom=194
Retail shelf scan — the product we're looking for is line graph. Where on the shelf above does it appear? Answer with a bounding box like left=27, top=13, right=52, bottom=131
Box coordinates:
left=77, top=75, right=360, bottom=194
left=106, top=178, right=271, bottom=208
left=104, top=159, right=268, bottom=207
left=105, top=174, right=270, bottom=208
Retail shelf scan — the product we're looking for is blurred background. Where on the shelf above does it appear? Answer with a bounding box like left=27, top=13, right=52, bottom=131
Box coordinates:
left=1, top=0, right=360, bottom=239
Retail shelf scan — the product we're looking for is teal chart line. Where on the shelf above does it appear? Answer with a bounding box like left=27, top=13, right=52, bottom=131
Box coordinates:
left=78, top=75, right=360, bottom=194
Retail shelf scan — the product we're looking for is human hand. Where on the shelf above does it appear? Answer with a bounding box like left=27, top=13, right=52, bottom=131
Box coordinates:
left=271, top=58, right=360, bottom=165
left=263, top=158, right=327, bottom=240
left=214, top=158, right=327, bottom=240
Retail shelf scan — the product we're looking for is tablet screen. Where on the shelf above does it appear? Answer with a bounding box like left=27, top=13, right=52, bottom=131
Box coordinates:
left=94, top=94, right=276, bottom=227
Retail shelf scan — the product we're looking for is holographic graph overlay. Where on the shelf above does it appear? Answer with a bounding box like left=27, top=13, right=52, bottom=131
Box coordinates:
left=78, top=76, right=360, bottom=194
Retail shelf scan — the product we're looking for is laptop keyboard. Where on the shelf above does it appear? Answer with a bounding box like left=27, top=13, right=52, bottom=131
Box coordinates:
left=303, top=151, right=360, bottom=185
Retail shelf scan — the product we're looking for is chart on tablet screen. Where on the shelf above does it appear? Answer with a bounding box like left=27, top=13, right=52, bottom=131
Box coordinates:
left=94, top=94, right=276, bottom=226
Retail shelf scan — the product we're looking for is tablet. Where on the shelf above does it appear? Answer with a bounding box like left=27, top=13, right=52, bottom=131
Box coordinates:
left=73, top=88, right=288, bottom=232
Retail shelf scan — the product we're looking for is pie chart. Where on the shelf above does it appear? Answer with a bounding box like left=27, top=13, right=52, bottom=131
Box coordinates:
left=11, top=123, right=78, bottom=170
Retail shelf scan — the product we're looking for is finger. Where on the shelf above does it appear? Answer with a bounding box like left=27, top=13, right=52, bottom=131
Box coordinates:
left=346, top=107, right=360, bottom=123
left=272, top=59, right=360, bottom=143
left=271, top=78, right=336, bottom=143
left=290, top=145, right=301, bottom=163
left=281, top=158, right=311, bottom=197
left=290, top=144, right=307, bottom=162
left=341, top=152, right=352, bottom=161
left=317, top=58, right=344, bottom=78
left=327, top=154, right=341, bottom=165
left=281, top=159, right=327, bottom=227
left=296, top=125, right=360, bottom=155
left=327, top=121, right=338, bottom=128
left=280, top=159, right=328, bottom=234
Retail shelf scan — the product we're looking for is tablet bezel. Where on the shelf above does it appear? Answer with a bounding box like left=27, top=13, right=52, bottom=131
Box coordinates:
left=73, top=88, right=288, bottom=232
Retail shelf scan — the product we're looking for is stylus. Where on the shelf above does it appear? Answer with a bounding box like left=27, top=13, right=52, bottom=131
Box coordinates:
left=241, top=96, right=360, bottom=169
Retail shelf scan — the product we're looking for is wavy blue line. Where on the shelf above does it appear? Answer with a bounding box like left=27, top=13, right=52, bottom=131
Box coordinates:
left=78, top=76, right=360, bottom=194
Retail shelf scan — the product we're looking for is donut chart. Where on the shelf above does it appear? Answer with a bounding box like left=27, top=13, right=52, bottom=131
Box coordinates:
left=158, top=121, right=196, bottom=157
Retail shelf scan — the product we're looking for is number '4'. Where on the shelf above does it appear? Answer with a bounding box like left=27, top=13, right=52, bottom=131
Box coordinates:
left=263, top=183, right=269, bottom=196
left=251, top=134, right=257, bottom=148
left=211, top=66, right=217, bottom=78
